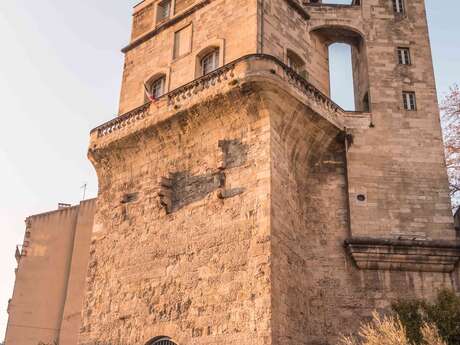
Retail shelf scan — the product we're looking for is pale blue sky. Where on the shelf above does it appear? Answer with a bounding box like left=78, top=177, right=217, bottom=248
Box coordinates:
left=0, top=0, right=459, bottom=340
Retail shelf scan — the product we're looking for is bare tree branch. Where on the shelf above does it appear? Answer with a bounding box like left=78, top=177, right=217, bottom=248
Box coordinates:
left=440, top=84, right=460, bottom=211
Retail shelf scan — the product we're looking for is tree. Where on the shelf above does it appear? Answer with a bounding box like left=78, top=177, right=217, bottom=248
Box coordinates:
left=392, top=289, right=460, bottom=345
left=440, top=84, right=460, bottom=211
left=339, top=312, right=446, bottom=345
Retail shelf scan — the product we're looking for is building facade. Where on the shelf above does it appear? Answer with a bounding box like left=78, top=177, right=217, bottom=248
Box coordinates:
left=5, top=200, right=96, bottom=345
left=5, top=0, right=460, bottom=344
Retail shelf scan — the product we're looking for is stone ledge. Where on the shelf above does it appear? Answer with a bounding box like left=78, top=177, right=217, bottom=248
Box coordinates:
left=345, top=237, right=460, bottom=273
left=90, top=54, right=352, bottom=143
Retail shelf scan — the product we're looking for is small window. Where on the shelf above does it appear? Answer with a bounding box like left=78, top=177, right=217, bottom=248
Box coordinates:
left=173, top=25, right=192, bottom=59
left=146, top=76, right=166, bottom=101
left=402, top=91, right=416, bottom=111
left=397, top=47, right=411, bottom=65
left=201, top=49, right=220, bottom=76
left=287, top=50, right=307, bottom=78
left=156, top=0, right=172, bottom=23
left=393, top=0, right=405, bottom=14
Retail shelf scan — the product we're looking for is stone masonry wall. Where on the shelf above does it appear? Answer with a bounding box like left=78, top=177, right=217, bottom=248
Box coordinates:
left=80, top=1, right=458, bottom=344
left=268, top=85, right=459, bottom=345
left=80, top=89, right=272, bottom=345
left=304, top=1, right=454, bottom=240
left=119, top=0, right=258, bottom=114
left=261, top=0, right=331, bottom=96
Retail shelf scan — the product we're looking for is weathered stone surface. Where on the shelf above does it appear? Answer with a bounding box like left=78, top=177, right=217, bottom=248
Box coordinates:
left=5, top=1, right=460, bottom=345
left=83, top=0, right=459, bottom=343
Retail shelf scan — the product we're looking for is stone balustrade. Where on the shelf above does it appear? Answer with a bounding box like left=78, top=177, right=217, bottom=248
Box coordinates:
left=167, top=63, right=236, bottom=106
left=92, top=102, right=151, bottom=138
left=91, top=54, right=352, bottom=139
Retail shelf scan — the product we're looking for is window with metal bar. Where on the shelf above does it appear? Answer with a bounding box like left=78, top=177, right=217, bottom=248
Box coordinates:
left=403, top=91, right=416, bottom=111
left=156, top=0, right=172, bottom=23
left=397, top=47, right=411, bottom=65
left=393, top=0, right=405, bottom=14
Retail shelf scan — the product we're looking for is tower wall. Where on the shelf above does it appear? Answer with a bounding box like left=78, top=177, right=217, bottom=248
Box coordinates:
left=81, top=0, right=459, bottom=344
left=81, top=88, right=272, bottom=345
left=269, top=88, right=459, bottom=345
left=301, top=0, right=454, bottom=239
left=260, top=0, right=331, bottom=95
left=119, top=0, right=258, bottom=114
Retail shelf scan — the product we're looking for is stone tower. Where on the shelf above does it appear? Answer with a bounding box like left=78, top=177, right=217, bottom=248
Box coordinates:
left=81, top=0, right=460, bottom=345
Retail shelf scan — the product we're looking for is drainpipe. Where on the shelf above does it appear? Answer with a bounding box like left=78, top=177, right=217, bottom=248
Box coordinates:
left=258, top=0, right=265, bottom=54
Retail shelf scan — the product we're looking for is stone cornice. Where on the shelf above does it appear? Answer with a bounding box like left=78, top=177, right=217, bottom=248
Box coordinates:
left=122, top=0, right=212, bottom=54
left=345, top=237, right=460, bottom=273
left=285, top=0, right=310, bottom=20
left=123, top=0, right=310, bottom=54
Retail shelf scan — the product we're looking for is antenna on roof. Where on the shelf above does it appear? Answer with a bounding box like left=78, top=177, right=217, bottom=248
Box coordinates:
left=81, top=183, right=88, bottom=201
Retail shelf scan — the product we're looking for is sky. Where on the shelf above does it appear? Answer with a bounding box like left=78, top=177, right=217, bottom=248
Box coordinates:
left=0, top=0, right=459, bottom=340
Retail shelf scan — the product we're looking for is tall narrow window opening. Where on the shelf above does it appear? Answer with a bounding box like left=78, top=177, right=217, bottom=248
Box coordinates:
left=201, top=49, right=220, bottom=76
left=403, top=91, right=416, bottom=110
left=328, top=43, right=356, bottom=111
left=397, top=47, right=411, bottom=65
left=156, top=0, right=172, bottom=23
left=311, top=26, right=369, bottom=112
left=393, top=0, right=405, bottom=14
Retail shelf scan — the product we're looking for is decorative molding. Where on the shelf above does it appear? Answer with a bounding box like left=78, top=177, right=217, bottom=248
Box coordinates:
left=285, top=0, right=310, bottom=20
left=345, top=237, right=460, bottom=273
left=93, top=102, right=150, bottom=137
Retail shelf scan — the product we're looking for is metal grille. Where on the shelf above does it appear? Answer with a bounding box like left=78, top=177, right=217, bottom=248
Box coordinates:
left=393, top=0, right=404, bottom=13
left=397, top=48, right=411, bottom=65
left=151, top=338, right=177, bottom=345
left=156, top=0, right=171, bottom=22
left=403, top=91, right=416, bottom=111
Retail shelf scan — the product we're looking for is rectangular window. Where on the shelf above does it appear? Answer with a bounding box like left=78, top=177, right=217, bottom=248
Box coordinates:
left=173, top=25, right=192, bottom=59
left=393, top=0, right=405, bottom=14
left=397, top=47, right=411, bottom=65
left=403, top=91, right=416, bottom=111
left=156, top=0, right=171, bottom=23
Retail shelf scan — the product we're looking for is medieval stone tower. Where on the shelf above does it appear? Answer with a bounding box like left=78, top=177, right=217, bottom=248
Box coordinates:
left=78, top=0, right=459, bottom=344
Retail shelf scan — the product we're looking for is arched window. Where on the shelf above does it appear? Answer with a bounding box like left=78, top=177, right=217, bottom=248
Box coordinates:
left=145, top=75, right=166, bottom=101
left=286, top=49, right=307, bottom=78
left=148, top=337, right=177, bottom=345
left=200, top=48, right=220, bottom=76
left=311, top=26, right=370, bottom=112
